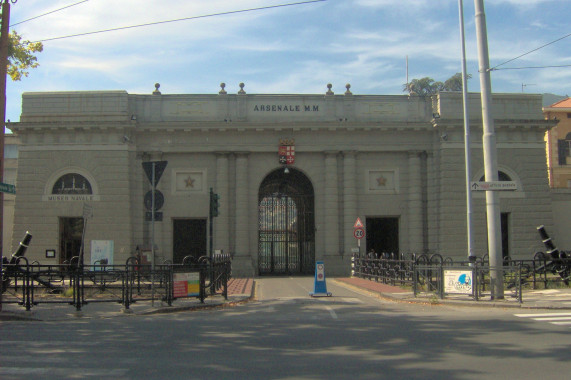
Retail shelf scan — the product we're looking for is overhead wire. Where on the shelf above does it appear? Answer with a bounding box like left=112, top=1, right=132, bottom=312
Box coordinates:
left=10, top=0, right=90, bottom=27
left=489, top=31, right=571, bottom=71
left=491, top=64, right=571, bottom=71
left=33, top=0, right=327, bottom=43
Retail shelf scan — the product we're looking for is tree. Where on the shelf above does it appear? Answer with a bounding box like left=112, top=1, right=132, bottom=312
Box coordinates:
left=7, top=30, right=43, bottom=81
left=403, top=72, right=471, bottom=96
left=403, top=77, right=443, bottom=97
left=442, top=72, right=472, bottom=92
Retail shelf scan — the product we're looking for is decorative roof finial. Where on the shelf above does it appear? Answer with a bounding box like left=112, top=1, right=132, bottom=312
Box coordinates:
left=326, top=83, right=334, bottom=96
left=219, top=83, right=227, bottom=95
left=153, top=83, right=161, bottom=95
left=345, top=83, right=352, bottom=95
left=238, top=82, right=246, bottom=95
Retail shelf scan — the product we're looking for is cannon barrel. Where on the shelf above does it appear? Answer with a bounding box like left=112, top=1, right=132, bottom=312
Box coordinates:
left=2, top=232, right=33, bottom=293
left=536, top=226, right=570, bottom=285
left=11, top=232, right=33, bottom=262
left=537, top=225, right=561, bottom=260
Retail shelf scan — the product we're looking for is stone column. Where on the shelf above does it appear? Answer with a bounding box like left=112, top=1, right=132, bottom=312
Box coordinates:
left=234, top=153, right=250, bottom=267
left=408, top=151, right=423, bottom=253
left=215, top=152, right=230, bottom=255
left=324, top=152, right=339, bottom=257
left=343, top=151, right=357, bottom=255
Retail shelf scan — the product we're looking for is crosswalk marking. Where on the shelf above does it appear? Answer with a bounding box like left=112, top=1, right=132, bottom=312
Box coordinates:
left=514, top=312, right=571, bottom=328
left=514, top=312, right=571, bottom=318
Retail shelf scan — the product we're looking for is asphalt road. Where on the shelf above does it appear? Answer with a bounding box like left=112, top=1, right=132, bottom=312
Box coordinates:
left=1, top=277, right=571, bottom=379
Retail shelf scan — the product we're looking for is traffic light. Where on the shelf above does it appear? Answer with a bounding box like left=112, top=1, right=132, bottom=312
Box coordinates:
left=210, top=188, right=220, bottom=217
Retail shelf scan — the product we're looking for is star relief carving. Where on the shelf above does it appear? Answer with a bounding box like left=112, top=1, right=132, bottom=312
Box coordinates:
left=185, top=176, right=195, bottom=188
left=377, top=176, right=387, bottom=186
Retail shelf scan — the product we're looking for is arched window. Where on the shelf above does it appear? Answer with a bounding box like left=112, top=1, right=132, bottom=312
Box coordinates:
left=479, top=171, right=512, bottom=182
left=52, top=173, right=93, bottom=195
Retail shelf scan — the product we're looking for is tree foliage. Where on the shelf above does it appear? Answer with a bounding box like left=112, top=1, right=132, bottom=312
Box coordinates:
left=403, top=72, right=472, bottom=96
left=7, top=31, right=43, bottom=81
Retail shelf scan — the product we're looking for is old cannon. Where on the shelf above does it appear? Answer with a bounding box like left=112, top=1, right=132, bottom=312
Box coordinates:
left=535, top=225, right=570, bottom=285
left=2, top=232, right=33, bottom=293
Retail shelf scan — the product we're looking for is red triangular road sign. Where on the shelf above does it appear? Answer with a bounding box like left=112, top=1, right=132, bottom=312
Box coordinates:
left=353, top=217, right=364, bottom=229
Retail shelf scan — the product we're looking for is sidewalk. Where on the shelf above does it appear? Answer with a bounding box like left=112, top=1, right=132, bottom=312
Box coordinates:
left=2, top=277, right=571, bottom=321
left=333, top=277, right=571, bottom=310
left=0, top=278, right=255, bottom=321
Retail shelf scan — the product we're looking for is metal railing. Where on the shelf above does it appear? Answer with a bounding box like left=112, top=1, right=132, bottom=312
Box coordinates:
left=351, top=252, right=570, bottom=302
left=1, top=253, right=232, bottom=312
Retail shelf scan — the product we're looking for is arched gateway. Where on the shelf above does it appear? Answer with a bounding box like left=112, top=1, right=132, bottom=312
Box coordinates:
left=258, top=168, right=315, bottom=275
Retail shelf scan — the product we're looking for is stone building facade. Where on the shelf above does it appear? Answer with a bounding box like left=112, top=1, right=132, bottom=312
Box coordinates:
left=8, top=86, right=554, bottom=276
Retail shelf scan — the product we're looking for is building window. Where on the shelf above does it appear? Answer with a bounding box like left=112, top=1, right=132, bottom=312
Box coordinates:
left=4, top=144, right=18, bottom=159
left=479, top=171, right=512, bottom=182
left=557, top=132, right=571, bottom=165
left=52, top=173, right=93, bottom=195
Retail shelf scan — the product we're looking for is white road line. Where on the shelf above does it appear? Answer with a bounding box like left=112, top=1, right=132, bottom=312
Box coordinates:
left=533, top=317, right=571, bottom=321
left=324, top=305, right=338, bottom=319
left=514, top=312, right=571, bottom=318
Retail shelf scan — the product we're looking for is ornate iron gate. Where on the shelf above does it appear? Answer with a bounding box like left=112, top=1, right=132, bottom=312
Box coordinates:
left=258, top=169, right=315, bottom=275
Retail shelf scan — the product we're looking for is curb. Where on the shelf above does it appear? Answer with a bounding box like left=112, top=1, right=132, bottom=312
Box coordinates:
left=332, top=279, right=571, bottom=310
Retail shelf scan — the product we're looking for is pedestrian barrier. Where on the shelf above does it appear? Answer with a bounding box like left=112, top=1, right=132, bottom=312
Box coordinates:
left=1, top=253, right=232, bottom=312
left=351, top=251, right=569, bottom=302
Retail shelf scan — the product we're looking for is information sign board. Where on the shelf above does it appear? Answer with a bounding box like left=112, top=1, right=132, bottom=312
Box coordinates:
left=444, top=270, right=473, bottom=295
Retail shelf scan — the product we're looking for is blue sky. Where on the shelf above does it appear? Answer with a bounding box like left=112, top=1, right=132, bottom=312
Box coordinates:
left=5, top=0, right=571, bottom=124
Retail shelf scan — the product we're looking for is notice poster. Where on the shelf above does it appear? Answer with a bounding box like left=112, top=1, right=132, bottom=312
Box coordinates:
left=173, top=272, right=200, bottom=298
left=444, top=270, right=473, bottom=295
left=90, top=240, right=114, bottom=269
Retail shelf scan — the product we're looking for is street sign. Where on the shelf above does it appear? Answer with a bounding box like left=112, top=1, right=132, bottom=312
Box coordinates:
left=471, top=181, right=517, bottom=191
left=0, top=182, right=15, bottom=194
left=142, top=161, right=168, bottom=187
left=353, top=227, right=365, bottom=239
left=353, top=217, right=364, bottom=229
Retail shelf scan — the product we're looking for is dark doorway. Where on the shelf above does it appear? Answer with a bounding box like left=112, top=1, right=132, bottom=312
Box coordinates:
left=365, top=217, right=399, bottom=257
left=258, top=168, right=315, bottom=275
left=501, top=212, right=510, bottom=261
left=59, top=217, right=84, bottom=264
left=173, top=219, right=207, bottom=264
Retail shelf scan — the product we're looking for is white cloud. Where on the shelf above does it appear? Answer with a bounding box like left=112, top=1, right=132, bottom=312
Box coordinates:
left=5, top=0, right=571, bottom=124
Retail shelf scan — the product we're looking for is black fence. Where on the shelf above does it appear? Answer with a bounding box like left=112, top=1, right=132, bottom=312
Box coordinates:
left=352, top=251, right=571, bottom=302
left=1, top=253, right=232, bottom=312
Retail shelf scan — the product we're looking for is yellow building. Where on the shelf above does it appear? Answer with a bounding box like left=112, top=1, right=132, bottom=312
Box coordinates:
left=544, top=98, right=571, bottom=188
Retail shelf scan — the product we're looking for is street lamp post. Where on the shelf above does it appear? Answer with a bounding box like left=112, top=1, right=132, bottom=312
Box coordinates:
left=458, top=0, right=475, bottom=263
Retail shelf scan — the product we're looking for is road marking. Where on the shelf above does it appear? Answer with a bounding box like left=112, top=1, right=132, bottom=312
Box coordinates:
left=533, top=316, right=571, bottom=321
left=324, top=305, right=338, bottom=319
left=514, top=312, right=571, bottom=328
left=514, top=312, right=571, bottom=318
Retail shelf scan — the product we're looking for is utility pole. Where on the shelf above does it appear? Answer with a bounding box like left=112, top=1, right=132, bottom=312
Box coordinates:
left=0, top=0, right=13, bottom=312
left=474, top=0, right=504, bottom=299
left=458, top=0, right=475, bottom=263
